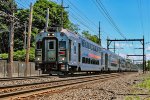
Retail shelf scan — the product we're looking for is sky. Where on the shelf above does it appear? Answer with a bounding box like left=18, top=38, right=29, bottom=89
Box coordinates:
left=15, top=0, right=150, bottom=62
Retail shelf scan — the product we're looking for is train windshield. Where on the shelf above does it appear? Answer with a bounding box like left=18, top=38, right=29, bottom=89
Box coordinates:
left=49, top=41, right=54, bottom=49
left=59, top=41, right=66, bottom=49
left=36, top=41, right=42, bottom=49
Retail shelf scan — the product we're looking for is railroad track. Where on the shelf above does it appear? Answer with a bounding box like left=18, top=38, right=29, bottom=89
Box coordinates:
left=0, top=75, right=50, bottom=81
left=0, top=72, right=135, bottom=99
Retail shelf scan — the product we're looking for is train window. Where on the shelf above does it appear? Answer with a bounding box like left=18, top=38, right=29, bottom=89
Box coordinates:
left=97, top=60, right=99, bottom=65
left=74, top=46, right=76, bottom=54
left=91, top=59, right=93, bottom=64
left=59, top=41, right=66, bottom=49
left=87, top=42, right=89, bottom=48
left=82, top=40, right=85, bottom=47
left=96, top=47, right=98, bottom=52
left=86, top=58, right=88, bottom=63
left=82, top=57, right=85, bottom=63
left=88, top=58, right=90, bottom=64
left=49, top=41, right=54, bottom=49
left=93, top=60, right=95, bottom=64
left=36, top=41, right=42, bottom=49
left=91, top=45, right=93, bottom=50
left=101, top=53, right=103, bottom=65
left=89, top=44, right=92, bottom=50
left=88, top=43, right=90, bottom=49
left=85, top=42, right=88, bottom=48
left=84, top=42, right=86, bottom=48
left=111, top=63, right=117, bottom=67
left=96, top=60, right=98, bottom=65
left=94, top=46, right=96, bottom=51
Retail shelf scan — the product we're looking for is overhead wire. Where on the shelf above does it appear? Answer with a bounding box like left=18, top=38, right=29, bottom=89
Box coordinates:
left=64, top=0, right=106, bottom=40
left=146, top=0, right=150, bottom=43
left=64, top=1, right=97, bottom=32
left=137, top=0, right=145, bottom=35
left=67, top=0, right=98, bottom=28
left=92, top=0, right=126, bottom=39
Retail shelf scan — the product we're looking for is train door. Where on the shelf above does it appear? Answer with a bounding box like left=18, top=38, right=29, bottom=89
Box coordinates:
left=78, top=43, right=81, bottom=62
left=45, top=39, right=57, bottom=62
left=105, top=53, right=108, bottom=70
left=69, top=40, right=71, bottom=62
left=118, top=59, right=121, bottom=72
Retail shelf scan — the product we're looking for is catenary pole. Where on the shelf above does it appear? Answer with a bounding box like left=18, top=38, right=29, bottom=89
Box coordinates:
left=99, top=21, right=101, bottom=46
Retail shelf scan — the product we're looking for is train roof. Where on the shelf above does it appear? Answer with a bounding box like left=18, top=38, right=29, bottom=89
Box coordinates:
left=61, top=28, right=126, bottom=59
left=61, top=28, right=103, bottom=48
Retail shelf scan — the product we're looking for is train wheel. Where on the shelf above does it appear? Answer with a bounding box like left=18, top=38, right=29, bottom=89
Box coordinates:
left=63, top=72, right=69, bottom=76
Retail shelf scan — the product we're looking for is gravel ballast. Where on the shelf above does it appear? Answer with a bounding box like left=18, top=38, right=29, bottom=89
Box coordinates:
left=12, top=72, right=150, bottom=100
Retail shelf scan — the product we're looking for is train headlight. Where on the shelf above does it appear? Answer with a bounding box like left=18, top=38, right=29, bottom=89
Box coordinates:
left=62, top=57, right=65, bottom=61
left=37, top=58, right=40, bottom=61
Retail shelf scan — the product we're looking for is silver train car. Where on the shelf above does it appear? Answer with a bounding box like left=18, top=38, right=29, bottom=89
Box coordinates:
left=35, top=27, right=138, bottom=75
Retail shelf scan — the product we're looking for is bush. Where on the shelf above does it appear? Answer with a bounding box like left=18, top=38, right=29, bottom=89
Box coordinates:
left=0, top=48, right=35, bottom=61
left=0, top=53, right=8, bottom=59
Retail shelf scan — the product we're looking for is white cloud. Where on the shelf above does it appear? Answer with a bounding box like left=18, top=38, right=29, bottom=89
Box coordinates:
left=119, top=53, right=126, bottom=58
left=146, top=46, right=150, bottom=51
left=115, top=43, right=133, bottom=48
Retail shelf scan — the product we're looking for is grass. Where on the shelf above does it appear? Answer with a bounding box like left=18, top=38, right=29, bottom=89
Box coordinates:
left=125, top=75, right=150, bottom=100
left=136, top=78, right=150, bottom=90
left=125, top=96, right=140, bottom=100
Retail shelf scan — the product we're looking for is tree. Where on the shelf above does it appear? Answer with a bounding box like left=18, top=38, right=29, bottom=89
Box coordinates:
left=0, top=0, right=71, bottom=61
left=0, top=0, right=70, bottom=53
left=0, top=0, right=17, bottom=53
left=146, top=60, right=150, bottom=71
left=68, top=23, right=80, bottom=33
left=82, top=30, right=99, bottom=44
left=32, top=0, right=70, bottom=32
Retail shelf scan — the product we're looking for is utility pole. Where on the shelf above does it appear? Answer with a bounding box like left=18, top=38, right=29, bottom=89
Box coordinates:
left=61, top=0, right=64, bottom=28
left=24, top=21, right=27, bottom=49
left=25, top=3, right=33, bottom=77
left=114, top=41, right=115, bottom=53
left=8, top=0, right=14, bottom=78
left=61, top=0, right=69, bottom=29
left=44, top=8, right=49, bottom=32
left=99, top=21, right=101, bottom=46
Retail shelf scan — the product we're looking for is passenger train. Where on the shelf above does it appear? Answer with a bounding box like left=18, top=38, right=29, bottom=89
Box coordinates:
left=35, top=27, right=138, bottom=75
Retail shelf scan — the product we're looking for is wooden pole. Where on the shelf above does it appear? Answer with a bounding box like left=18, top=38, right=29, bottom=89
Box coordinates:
left=8, top=0, right=14, bottom=78
left=25, top=3, right=33, bottom=77
left=45, top=8, right=49, bottom=32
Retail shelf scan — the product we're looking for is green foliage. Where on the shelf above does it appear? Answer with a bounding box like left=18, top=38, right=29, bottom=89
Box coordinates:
left=32, top=0, right=70, bottom=32
left=29, top=48, right=35, bottom=62
left=82, top=30, right=99, bottom=44
left=68, top=23, right=80, bottom=33
left=0, top=0, right=82, bottom=61
left=0, top=0, right=17, bottom=53
left=146, top=60, right=150, bottom=71
left=0, top=48, right=35, bottom=61
left=0, top=53, right=8, bottom=59
left=0, top=0, right=71, bottom=54
left=136, top=78, right=150, bottom=90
